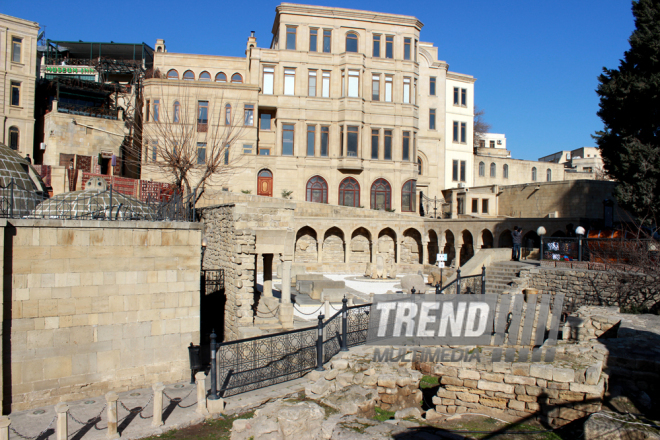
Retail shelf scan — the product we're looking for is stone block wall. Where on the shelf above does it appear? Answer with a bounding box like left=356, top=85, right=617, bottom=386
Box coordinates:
left=5, top=219, right=202, bottom=412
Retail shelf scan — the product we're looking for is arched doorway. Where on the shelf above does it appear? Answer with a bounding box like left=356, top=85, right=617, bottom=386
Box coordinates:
left=460, top=230, right=474, bottom=266
left=323, top=227, right=345, bottom=262
left=481, top=229, right=494, bottom=248
left=443, top=231, right=455, bottom=266
left=257, top=169, right=273, bottom=197
left=402, top=228, right=423, bottom=264
left=428, top=230, right=439, bottom=264
left=377, top=228, right=397, bottom=264
left=498, top=230, right=513, bottom=248
left=295, top=227, right=318, bottom=262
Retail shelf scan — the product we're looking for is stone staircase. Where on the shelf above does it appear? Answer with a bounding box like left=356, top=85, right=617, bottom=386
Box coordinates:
left=484, top=261, right=537, bottom=294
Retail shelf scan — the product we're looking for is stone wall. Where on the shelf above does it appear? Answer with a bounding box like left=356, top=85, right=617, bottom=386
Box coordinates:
left=4, top=219, right=202, bottom=412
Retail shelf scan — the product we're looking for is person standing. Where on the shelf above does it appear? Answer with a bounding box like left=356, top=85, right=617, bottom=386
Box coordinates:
left=512, top=227, right=522, bottom=261
left=25, top=154, right=32, bottom=164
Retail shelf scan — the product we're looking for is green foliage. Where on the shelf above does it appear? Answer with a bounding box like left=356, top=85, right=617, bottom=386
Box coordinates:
left=240, top=189, right=251, bottom=194
left=281, top=189, right=293, bottom=199
left=594, top=0, right=660, bottom=223
left=373, top=407, right=396, bottom=421
left=419, top=375, right=439, bottom=389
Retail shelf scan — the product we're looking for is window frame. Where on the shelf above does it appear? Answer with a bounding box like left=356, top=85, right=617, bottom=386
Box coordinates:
left=402, top=131, right=410, bottom=161
left=10, top=81, right=20, bottom=107
left=372, top=74, right=380, bottom=101
left=452, top=121, right=459, bottom=143
left=153, top=99, right=160, bottom=122
left=225, top=104, right=231, bottom=125
left=282, top=124, right=295, bottom=156
left=198, top=101, right=209, bottom=130
left=403, top=37, right=411, bottom=60
left=307, top=125, right=315, bottom=156
left=244, top=104, right=254, bottom=126
left=197, top=142, right=206, bottom=164
left=460, top=122, right=466, bottom=143
left=183, top=70, right=195, bottom=81
left=547, top=168, right=552, bottom=182
left=231, top=73, right=243, bottom=83
left=372, top=34, right=381, bottom=58
left=429, top=77, right=436, bottom=96
left=385, top=36, right=394, bottom=59
left=8, top=126, right=19, bottom=150
left=308, top=70, right=317, bottom=97
left=452, top=159, right=459, bottom=182
left=460, top=160, right=466, bottom=182
left=260, top=112, right=272, bottom=131
left=173, top=101, right=180, bottom=123
left=339, top=177, right=360, bottom=207
left=215, top=72, right=227, bottom=82
left=384, top=130, right=392, bottom=160
left=384, top=76, right=393, bottom=102
left=309, top=28, right=318, bottom=52
left=429, top=108, right=436, bottom=130
left=286, top=26, right=297, bottom=50
left=478, top=161, right=485, bottom=177
left=503, top=164, right=509, bottom=179
left=471, top=198, right=479, bottom=214
left=401, top=179, right=416, bottom=212
left=320, top=126, right=329, bottom=157
left=482, top=199, right=489, bottom=214
left=346, top=126, right=359, bottom=157
left=323, top=29, right=332, bottom=53
left=371, top=129, right=379, bottom=160
left=12, top=37, right=22, bottom=63
left=284, top=68, right=296, bottom=95
left=199, top=71, right=211, bottom=82
left=532, top=167, right=537, bottom=181
left=453, top=87, right=459, bottom=105
left=262, top=67, right=274, bottom=94
left=348, top=70, right=360, bottom=98
left=490, top=162, right=496, bottom=178
left=403, top=77, right=411, bottom=103
left=370, top=178, right=392, bottom=210
left=321, top=71, right=330, bottom=97
left=306, top=175, right=328, bottom=204
left=167, top=69, right=179, bottom=79
left=346, top=32, right=358, bottom=53
left=461, top=88, right=467, bottom=106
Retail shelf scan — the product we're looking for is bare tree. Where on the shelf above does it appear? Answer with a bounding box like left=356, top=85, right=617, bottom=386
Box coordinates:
left=473, top=106, right=491, bottom=147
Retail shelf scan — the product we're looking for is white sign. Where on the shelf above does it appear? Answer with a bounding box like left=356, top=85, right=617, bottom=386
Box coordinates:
left=437, top=253, right=448, bottom=262
left=438, top=261, right=445, bottom=268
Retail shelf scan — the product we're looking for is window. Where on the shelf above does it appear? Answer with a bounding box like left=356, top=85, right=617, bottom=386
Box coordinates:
left=584, top=167, right=593, bottom=172
left=490, top=163, right=496, bottom=177
left=282, top=124, right=294, bottom=155
left=472, top=199, right=479, bottom=214
left=8, top=127, right=19, bottom=150
left=461, top=122, right=466, bottom=143
left=384, top=130, right=392, bottom=160
left=479, top=162, right=485, bottom=177
left=503, top=164, right=509, bottom=179
left=260, top=112, right=271, bottom=130
left=547, top=169, right=552, bottom=182
left=321, top=126, right=329, bottom=157
left=307, top=125, right=315, bottom=156
left=225, top=104, right=231, bottom=125
left=152, top=140, right=158, bottom=162
left=286, top=26, right=297, bottom=50
left=284, top=69, right=295, bottom=95
left=490, top=140, right=495, bottom=148
left=322, top=71, right=330, bottom=97
left=259, top=149, right=270, bottom=156
left=323, top=29, right=331, bottom=53
left=12, top=37, right=22, bottom=63
left=224, top=145, right=230, bottom=165
left=263, top=67, right=274, bottom=94
left=460, top=160, right=466, bottom=182
left=429, top=108, right=436, bottom=130
left=385, top=36, right=393, bottom=59
left=306, top=176, right=328, bottom=203
left=452, top=160, right=459, bottom=181
left=413, top=78, right=417, bottom=105
left=371, top=178, right=391, bottom=210
left=346, top=32, right=358, bottom=53
left=372, top=75, right=380, bottom=101
left=244, top=104, right=254, bottom=126
left=452, top=121, right=459, bottom=142
left=183, top=70, right=195, bottom=81
left=347, top=126, right=358, bottom=157
left=308, top=70, right=317, bottom=96
left=480, top=140, right=485, bottom=147
left=461, top=88, right=467, bottom=106
left=532, top=167, right=537, bottom=181
left=373, top=35, right=381, bottom=57
left=243, top=144, right=252, bottom=155
left=145, top=99, right=150, bottom=122
left=401, top=180, right=416, bottom=212
left=385, top=76, right=393, bottom=102
left=173, top=101, right=180, bottom=123
left=309, top=28, right=318, bottom=51
left=371, top=129, right=379, bottom=159
left=417, top=157, right=422, bottom=175
left=430, top=77, right=436, bottom=96
left=11, top=81, right=20, bottom=106
left=231, top=73, right=243, bottom=83
left=198, top=100, right=208, bottom=125
left=197, top=143, right=206, bottom=164
left=403, top=77, right=411, bottom=103
left=339, top=177, right=360, bottom=207
left=199, top=71, right=211, bottom=81
left=348, top=70, right=359, bottom=97
left=482, top=199, right=489, bottom=214
left=153, top=99, right=160, bottom=122
left=402, top=131, right=410, bottom=161
left=341, top=70, right=345, bottom=97
left=167, top=69, right=179, bottom=79
left=404, top=38, right=411, bottom=60
left=453, top=87, right=459, bottom=105
left=215, top=72, right=227, bottom=82
left=457, top=197, right=464, bottom=215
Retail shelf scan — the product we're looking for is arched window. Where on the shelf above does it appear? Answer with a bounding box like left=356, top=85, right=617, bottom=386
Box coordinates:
left=183, top=70, right=195, bottom=81
left=532, top=167, right=537, bottom=181
left=547, top=168, right=552, bottom=182
left=167, top=69, right=179, bottom=80
left=225, top=104, right=231, bottom=125
left=157, top=47, right=162, bottom=52
left=199, top=71, right=211, bottom=81
left=306, top=175, right=328, bottom=203
left=231, top=73, right=243, bottom=83
left=346, top=32, right=358, bottom=53
left=173, top=101, right=180, bottom=123
left=339, top=177, right=360, bottom=207
left=478, top=161, right=485, bottom=177
left=8, top=126, right=19, bottom=150
left=490, top=162, right=496, bottom=178
left=417, top=157, right=423, bottom=175
left=258, top=169, right=272, bottom=178
left=370, top=178, right=391, bottom=210
left=401, top=180, right=416, bottom=212
left=215, top=72, right=227, bottom=82
left=503, top=164, right=509, bottom=179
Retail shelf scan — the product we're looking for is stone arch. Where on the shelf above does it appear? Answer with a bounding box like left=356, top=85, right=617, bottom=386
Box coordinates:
left=551, top=230, right=565, bottom=237
left=377, top=228, right=397, bottom=264
left=481, top=229, right=494, bottom=249
left=427, top=230, right=439, bottom=264
left=523, top=230, right=540, bottom=248
left=460, top=230, right=474, bottom=266
left=322, top=227, right=345, bottom=263
left=499, top=229, right=513, bottom=248
left=350, top=227, right=372, bottom=263
left=402, top=228, right=423, bottom=264
left=443, top=230, right=455, bottom=266
left=295, top=226, right=318, bottom=263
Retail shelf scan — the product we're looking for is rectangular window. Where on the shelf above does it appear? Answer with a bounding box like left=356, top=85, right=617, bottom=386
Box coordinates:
left=152, top=141, right=158, bottom=162
left=197, top=143, right=206, bottom=164
left=308, top=70, right=317, bottom=96
left=414, top=39, right=418, bottom=62
left=489, top=140, right=494, bottom=148
left=322, top=71, right=330, bottom=97
left=282, top=124, right=294, bottom=155
left=243, top=144, right=252, bottom=154
left=224, top=145, right=230, bottom=165
left=472, top=199, right=479, bottom=214
left=244, top=104, right=254, bottom=126
left=260, top=113, right=271, bottom=130
left=372, top=75, right=380, bottom=101
left=482, top=199, right=489, bottom=214
left=347, top=126, right=358, bottom=157
left=284, top=68, right=295, bottom=95
left=452, top=160, right=458, bottom=181
left=340, top=125, right=344, bottom=156
left=453, top=87, right=459, bottom=105
left=404, top=38, right=411, bottom=60
left=259, top=149, right=270, bottom=156
left=453, top=121, right=459, bottom=142
left=10, top=81, right=20, bottom=106
left=403, top=77, right=411, bottom=103
left=461, top=122, right=466, bottom=143
left=263, top=67, right=274, bottom=94
left=321, top=126, right=329, bottom=157
left=307, top=125, right=315, bottom=156
left=460, top=160, right=466, bottom=182
left=385, top=76, right=393, bottom=102
left=402, top=131, right=410, bottom=161
left=348, top=70, right=359, bottom=98
left=413, top=78, right=417, bottom=105
left=152, top=100, right=159, bottom=122
left=461, top=88, right=467, bottom=106
left=384, top=130, right=392, bottom=160
left=323, top=29, right=331, bottom=53
left=373, top=35, right=381, bottom=57
left=385, top=36, right=393, bottom=59
left=429, top=77, right=436, bottom=96
left=12, top=37, right=22, bottom=63
left=457, top=198, right=464, bottom=215
left=145, top=99, right=150, bottom=122
left=198, top=101, right=208, bottom=124
left=309, top=29, right=318, bottom=52
left=286, top=26, right=296, bottom=50
left=371, top=129, right=379, bottom=159
left=429, top=109, right=436, bottom=130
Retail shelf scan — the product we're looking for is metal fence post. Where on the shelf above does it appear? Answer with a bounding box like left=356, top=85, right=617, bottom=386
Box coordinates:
left=456, top=269, right=461, bottom=295
left=9, top=178, right=14, bottom=218
left=315, top=314, right=325, bottom=371
left=539, top=236, right=544, bottom=261
left=578, top=237, right=583, bottom=261
left=341, top=297, right=348, bottom=352
left=481, top=265, right=486, bottom=295
left=109, top=184, right=113, bottom=221
left=209, top=329, right=218, bottom=400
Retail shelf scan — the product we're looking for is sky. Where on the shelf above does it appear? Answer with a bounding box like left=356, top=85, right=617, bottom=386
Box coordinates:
left=6, top=0, right=636, bottom=161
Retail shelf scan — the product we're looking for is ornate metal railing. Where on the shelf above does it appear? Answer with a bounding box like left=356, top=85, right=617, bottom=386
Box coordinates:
left=439, top=267, right=486, bottom=295
left=57, top=102, right=118, bottom=120
left=202, top=269, right=224, bottom=293
left=420, top=191, right=448, bottom=219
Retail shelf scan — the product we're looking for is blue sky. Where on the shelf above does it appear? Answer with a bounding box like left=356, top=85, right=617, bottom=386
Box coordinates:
left=8, top=0, right=635, bottom=161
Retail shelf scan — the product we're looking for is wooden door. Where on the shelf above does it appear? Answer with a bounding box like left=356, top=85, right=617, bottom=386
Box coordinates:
left=257, top=170, right=273, bottom=197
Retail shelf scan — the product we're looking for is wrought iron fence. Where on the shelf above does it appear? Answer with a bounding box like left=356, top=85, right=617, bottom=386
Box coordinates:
left=540, top=236, right=656, bottom=263
left=439, top=266, right=486, bottom=294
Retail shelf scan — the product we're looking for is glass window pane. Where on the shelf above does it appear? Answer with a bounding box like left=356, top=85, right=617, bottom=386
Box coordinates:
left=371, top=130, right=379, bottom=159
left=12, top=38, right=21, bottom=63
left=461, top=123, right=466, bottom=143
left=323, top=30, right=331, bottom=53
left=244, top=105, right=254, bottom=126
left=283, top=125, right=294, bottom=155
left=307, top=127, right=315, bottom=156
left=260, top=113, right=271, bottom=130
left=385, top=77, right=392, bottom=102
left=286, top=27, right=296, bottom=50
left=284, top=69, right=295, bottom=95
left=430, top=77, right=436, bottom=96
left=385, top=36, right=393, bottom=59
left=373, top=35, right=380, bottom=57
left=322, top=72, right=330, bottom=97
left=321, top=127, right=329, bottom=157
left=384, top=130, right=392, bottom=160
left=346, top=33, right=358, bottom=52
left=404, top=38, right=411, bottom=60
left=372, top=75, right=380, bottom=101
left=263, top=68, right=274, bottom=94
left=454, top=87, right=459, bottom=105
left=403, top=132, right=410, bottom=161
left=347, top=126, right=358, bottom=156
left=403, top=78, right=410, bottom=103
left=308, top=71, right=316, bottom=96
left=197, top=143, right=206, bottom=164
left=348, top=70, right=359, bottom=97
left=452, top=160, right=458, bottom=181
left=460, top=161, right=466, bottom=182
left=310, top=29, right=317, bottom=52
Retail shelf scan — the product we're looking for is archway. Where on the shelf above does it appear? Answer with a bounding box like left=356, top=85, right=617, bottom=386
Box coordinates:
left=443, top=230, right=455, bottom=266
left=498, top=230, right=513, bottom=248
left=523, top=230, right=540, bottom=248
left=295, top=227, right=317, bottom=263
left=257, top=169, right=273, bottom=197
left=481, top=229, right=494, bottom=249
left=551, top=230, right=565, bottom=237
left=323, top=227, right=345, bottom=262
left=350, top=227, right=371, bottom=263
left=402, top=228, right=423, bottom=264
left=428, top=230, right=439, bottom=264
left=377, top=228, right=397, bottom=264
left=460, top=230, right=474, bottom=266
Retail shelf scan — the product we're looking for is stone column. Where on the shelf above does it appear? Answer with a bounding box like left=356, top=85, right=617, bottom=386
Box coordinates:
left=151, top=382, right=165, bottom=427
left=344, top=239, right=350, bottom=264
left=454, top=246, right=461, bottom=268
left=262, top=254, right=273, bottom=297
left=279, top=259, right=294, bottom=329
left=195, top=372, right=209, bottom=416
left=395, top=239, right=402, bottom=264
left=55, top=403, right=68, bottom=440
left=0, top=416, right=9, bottom=440
left=421, top=239, right=428, bottom=265
left=317, top=236, right=323, bottom=263
left=105, top=392, right=120, bottom=440
left=370, top=238, right=377, bottom=263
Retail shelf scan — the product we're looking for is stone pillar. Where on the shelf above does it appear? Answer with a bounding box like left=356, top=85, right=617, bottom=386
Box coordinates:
left=395, top=239, right=402, bottom=264
left=370, top=238, right=376, bottom=263
left=421, top=239, right=428, bottom=265
left=105, top=392, right=120, bottom=440
left=151, top=382, right=165, bottom=427
left=279, top=259, right=294, bottom=329
left=0, top=416, right=9, bottom=440
left=55, top=403, right=68, bottom=440
left=324, top=300, right=331, bottom=318
left=195, top=372, right=209, bottom=416
left=317, top=237, right=323, bottom=263
left=344, top=240, right=350, bottom=264
left=454, top=246, right=461, bottom=268
left=262, top=254, right=273, bottom=297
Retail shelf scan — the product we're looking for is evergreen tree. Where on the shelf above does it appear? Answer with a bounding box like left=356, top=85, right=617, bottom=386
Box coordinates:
left=595, top=0, right=660, bottom=224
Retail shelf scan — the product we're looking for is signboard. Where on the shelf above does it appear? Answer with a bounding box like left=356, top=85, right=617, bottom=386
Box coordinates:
left=438, top=261, right=445, bottom=268
left=437, top=253, right=448, bottom=262
left=44, top=66, right=96, bottom=75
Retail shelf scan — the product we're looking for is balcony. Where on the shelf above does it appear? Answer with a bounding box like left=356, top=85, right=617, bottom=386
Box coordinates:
left=337, top=156, right=363, bottom=171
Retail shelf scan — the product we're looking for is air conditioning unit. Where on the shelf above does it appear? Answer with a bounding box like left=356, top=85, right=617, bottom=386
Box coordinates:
left=40, top=143, right=46, bottom=150
left=497, top=140, right=502, bottom=145
left=458, top=183, right=466, bottom=189
left=548, top=211, right=558, bottom=218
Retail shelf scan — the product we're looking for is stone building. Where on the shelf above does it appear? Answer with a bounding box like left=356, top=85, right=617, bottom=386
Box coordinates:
left=539, top=146, right=605, bottom=175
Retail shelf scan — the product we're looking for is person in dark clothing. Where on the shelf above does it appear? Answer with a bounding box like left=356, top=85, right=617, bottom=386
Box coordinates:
left=25, top=154, right=32, bottom=164
left=512, top=227, right=522, bottom=261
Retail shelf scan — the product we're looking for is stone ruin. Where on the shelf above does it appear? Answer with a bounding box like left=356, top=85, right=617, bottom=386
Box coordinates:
left=364, top=255, right=397, bottom=279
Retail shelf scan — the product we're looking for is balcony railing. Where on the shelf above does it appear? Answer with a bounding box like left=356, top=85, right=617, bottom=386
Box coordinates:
left=57, top=102, right=118, bottom=120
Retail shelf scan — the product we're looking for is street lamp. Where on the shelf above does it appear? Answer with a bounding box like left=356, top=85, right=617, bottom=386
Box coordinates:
left=575, top=226, right=585, bottom=261
left=201, top=237, right=208, bottom=264
left=537, top=226, right=546, bottom=261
